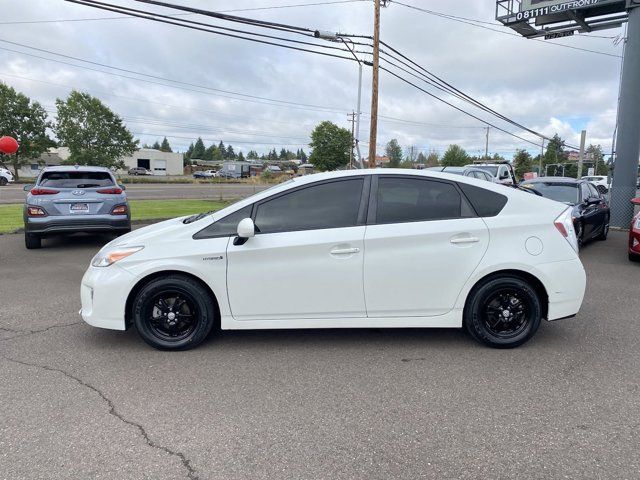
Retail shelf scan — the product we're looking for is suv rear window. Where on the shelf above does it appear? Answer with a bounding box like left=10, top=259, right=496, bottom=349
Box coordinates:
left=39, top=171, right=115, bottom=188
left=458, top=183, right=508, bottom=217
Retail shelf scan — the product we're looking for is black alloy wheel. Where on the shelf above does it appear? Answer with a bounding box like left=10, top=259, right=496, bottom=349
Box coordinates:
left=576, top=222, right=584, bottom=249
left=0, top=177, right=7, bottom=186
left=464, top=276, right=541, bottom=349
left=133, top=275, right=216, bottom=350
left=596, top=215, right=609, bottom=241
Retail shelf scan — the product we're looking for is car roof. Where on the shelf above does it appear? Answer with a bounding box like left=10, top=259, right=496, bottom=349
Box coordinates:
left=41, top=165, right=113, bottom=173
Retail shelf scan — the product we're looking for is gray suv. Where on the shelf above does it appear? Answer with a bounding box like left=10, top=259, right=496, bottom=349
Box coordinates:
left=23, top=166, right=131, bottom=249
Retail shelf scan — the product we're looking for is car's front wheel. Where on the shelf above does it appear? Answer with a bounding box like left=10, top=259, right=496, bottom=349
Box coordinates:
left=464, top=276, right=542, bottom=349
left=0, top=177, right=7, bottom=186
left=132, top=275, right=216, bottom=350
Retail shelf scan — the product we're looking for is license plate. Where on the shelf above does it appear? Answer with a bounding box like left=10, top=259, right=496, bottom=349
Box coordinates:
left=70, top=203, right=89, bottom=213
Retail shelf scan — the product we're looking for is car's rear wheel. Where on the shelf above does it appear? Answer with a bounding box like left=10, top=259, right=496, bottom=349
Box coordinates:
left=0, top=177, right=7, bottom=186
left=464, top=276, right=542, bottom=349
left=132, top=275, right=216, bottom=350
left=24, top=232, right=41, bottom=249
left=596, top=215, right=609, bottom=241
left=630, top=252, right=640, bottom=263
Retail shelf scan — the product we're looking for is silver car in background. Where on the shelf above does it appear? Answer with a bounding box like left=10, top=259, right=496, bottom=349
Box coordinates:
left=23, top=166, right=131, bottom=249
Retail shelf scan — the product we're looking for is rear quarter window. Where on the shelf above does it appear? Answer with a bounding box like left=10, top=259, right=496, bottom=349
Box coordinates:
left=458, top=183, right=508, bottom=217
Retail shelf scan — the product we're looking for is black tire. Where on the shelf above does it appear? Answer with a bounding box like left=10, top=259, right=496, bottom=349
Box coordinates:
left=630, top=252, right=640, bottom=263
left=116, top=228, right=131, bottom=237
left=576, top=222, right=584, bottom=249
left=132, top=275, right=216, bottom=350
left=0, top=177, right=7, bottom=186
left=464, top=276, right=542, bottom=349
left=596, top=215, right=609, bottom=241
left=24, top=232, right=41, bottom=249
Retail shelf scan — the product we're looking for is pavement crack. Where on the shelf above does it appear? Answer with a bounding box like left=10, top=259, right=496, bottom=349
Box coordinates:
left=0, top=321, right=83, bottom=341
left=1, top=355, right=200, bottom=480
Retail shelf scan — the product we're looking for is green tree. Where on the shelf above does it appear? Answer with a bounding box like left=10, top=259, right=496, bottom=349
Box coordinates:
left=184, top=142, right=194, bottom=165
left=441, top=144, right=469, bottom=167
left=237, top=151, right=245, bottom=162
left=151, top=140, right=161, bottom=150
left=425, top=150, right=440, bottom=167
left=586, top=144, right=608, bottom=175
left=512, top=149, right=533, bottom=180
left=226, top=144, right=235, bottom=159
left=160, top=137, right=172, bottom=152
left=544, top=134, right=567, bottom=173
left=385, top=138, right=403, bottom=168
left=0, top=83, right=54, bottom=180
left=218, top=141, right=226, bottom=159
left=191, top=137, right=206, bottom=160
left=299, top=149, right=308, bottom=162
left=308, top=121, right=351, bottom=171
left=55, top=91, right=137, bottom=169
left=247, top=150, right=259, bottom=160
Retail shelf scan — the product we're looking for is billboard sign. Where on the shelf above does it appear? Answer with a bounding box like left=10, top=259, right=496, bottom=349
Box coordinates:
left=516, top=0, right=625, bottom=20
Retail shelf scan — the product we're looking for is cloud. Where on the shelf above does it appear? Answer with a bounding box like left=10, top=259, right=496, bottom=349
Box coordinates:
left=0, top=0, right=625, bottom=158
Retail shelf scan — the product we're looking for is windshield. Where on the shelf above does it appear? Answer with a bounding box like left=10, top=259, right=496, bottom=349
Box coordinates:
left=522, top=182, right=579, bottom=204
left=39, top=171, right=115, bottom=188
left=472, top=166, right=499, bottom=176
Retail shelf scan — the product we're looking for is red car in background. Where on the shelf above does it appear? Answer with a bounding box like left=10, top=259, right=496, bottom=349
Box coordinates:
left=630, top=198, right=640, bottom=262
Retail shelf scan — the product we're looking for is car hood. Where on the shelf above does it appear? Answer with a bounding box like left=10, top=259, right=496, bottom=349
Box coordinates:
left=105, top=217, right=188, bottom=249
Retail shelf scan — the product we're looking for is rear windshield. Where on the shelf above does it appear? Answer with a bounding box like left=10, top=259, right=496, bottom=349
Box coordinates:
left=472, top=166, right=499, bottom=176
left=522, top=182, right=579, bottom=204
left=39, top=171, right=115, bottom=188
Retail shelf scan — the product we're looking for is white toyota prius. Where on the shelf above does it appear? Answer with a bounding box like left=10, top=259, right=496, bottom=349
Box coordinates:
left=80, top=169, right=586, bottom=350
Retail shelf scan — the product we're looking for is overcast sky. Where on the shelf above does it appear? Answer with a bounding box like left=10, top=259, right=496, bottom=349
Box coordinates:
left=0, top=0, right=626, bottom=159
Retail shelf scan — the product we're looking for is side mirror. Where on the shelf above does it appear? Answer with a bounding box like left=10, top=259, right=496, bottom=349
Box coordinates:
left=234, top=218, right=255, bottom=245
left=23, top=184, right=33, bottom=192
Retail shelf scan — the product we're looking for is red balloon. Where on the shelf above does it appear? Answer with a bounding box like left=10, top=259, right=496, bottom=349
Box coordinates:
left=0, top=136, right=19, bottom=154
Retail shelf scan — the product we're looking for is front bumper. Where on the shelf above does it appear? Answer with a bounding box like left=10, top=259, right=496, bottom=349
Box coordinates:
left=80, top=264, right=138, bottom=330
left=25, top=214, right=131, bottom=235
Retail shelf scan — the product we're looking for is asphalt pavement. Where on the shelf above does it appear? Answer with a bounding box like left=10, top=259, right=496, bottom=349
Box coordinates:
left=0, top=183, right=270, bottom=204
left=1, top=230, right=639, bottom=479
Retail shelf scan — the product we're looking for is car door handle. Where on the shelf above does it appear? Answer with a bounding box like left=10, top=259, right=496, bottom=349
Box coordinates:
left=450, top=237, right=480, bottom=245
left=330, top=247, right=360, bottom=255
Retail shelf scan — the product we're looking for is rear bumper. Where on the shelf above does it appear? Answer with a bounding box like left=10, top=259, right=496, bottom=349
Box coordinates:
left=25, top=214, right=131, bottom=235
left=533, top=258, right=586, bottom=321
left=629, top=229, right=640, bottom=256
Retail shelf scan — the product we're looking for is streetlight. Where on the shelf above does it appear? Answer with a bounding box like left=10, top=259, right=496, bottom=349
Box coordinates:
left=314, top=30, right=364, bottom=168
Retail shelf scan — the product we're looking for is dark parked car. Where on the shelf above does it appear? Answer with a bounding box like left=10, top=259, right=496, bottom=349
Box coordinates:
left=23, top=166, right=131, bottom=249
left=521, top=177, right=609, bottom=248
left=128, top=167, right=152, bottom=176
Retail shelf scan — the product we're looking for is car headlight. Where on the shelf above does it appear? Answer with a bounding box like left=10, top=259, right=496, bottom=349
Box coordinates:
left=91, top=246, right=144, bottom=267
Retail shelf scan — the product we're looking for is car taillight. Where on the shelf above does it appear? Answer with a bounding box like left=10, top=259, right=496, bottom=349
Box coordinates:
left=30, top=187, right=59, bottom=195
left=97, top=187, right=123, bottom=194
left=27, top=206, right=47, bottom=217
left=111, top=205, right=128, bottom=215
left=555, top=208, right=579, bottom=253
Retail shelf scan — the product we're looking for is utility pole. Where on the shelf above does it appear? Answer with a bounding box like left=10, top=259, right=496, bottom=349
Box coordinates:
left=539, top=139, right=545, bottom=177
left=485, top=127, right=490, bottom=159
left=368, top=0, right=387, bottom=168
left=348, top=111, right=356, bottom=169
left=610, top=3, right=640, bottom=228
left=577, top=130, right=587, bottom=178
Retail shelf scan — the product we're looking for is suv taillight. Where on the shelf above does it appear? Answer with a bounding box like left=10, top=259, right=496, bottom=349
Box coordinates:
left=27, top=206, right=47, bottom=217
left=30, top=187, right=59, bottom=195
left=111, top=205, right=128, bottom=215
left=97, top=187, right=123, bottom=194
left=555, top=208, right=579, bottom=253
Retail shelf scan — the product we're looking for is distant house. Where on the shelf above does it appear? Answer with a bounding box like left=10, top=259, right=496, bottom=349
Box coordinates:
left=18, top=147, right=184, bottom=178
left=365, top=155, right=390, bottom=167
left=298, top=164, right=315, bottom=175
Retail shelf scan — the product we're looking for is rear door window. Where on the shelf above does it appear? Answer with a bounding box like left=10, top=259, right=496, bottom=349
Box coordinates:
left=374, top=177, right=471, bottom=224
left=458, top=183, right=508, bottom=217
left=39, top=171, right=115, bottom=188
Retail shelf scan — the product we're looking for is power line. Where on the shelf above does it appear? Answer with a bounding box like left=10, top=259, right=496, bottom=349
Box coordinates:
left=391, top=0, right=623, bottom=58
left=0, top=0, right=368, bottom=24
left=0, top=40, right=355, bottom=114
left=379, top=65, right=544, bottom=148
left=65, top=0, right=364, bottom=61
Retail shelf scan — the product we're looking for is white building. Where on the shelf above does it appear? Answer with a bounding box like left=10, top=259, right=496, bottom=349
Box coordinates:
left=18, top=147, right=184, bottom=178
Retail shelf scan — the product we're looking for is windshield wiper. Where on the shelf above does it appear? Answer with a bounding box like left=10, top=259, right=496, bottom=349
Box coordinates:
left=182, top=210, right=216, bottom=224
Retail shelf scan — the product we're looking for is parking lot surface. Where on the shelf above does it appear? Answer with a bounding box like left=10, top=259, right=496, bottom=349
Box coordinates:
left=0, top=183, right=270, bottom=204
left=1, top=230, right=639, bottom=479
